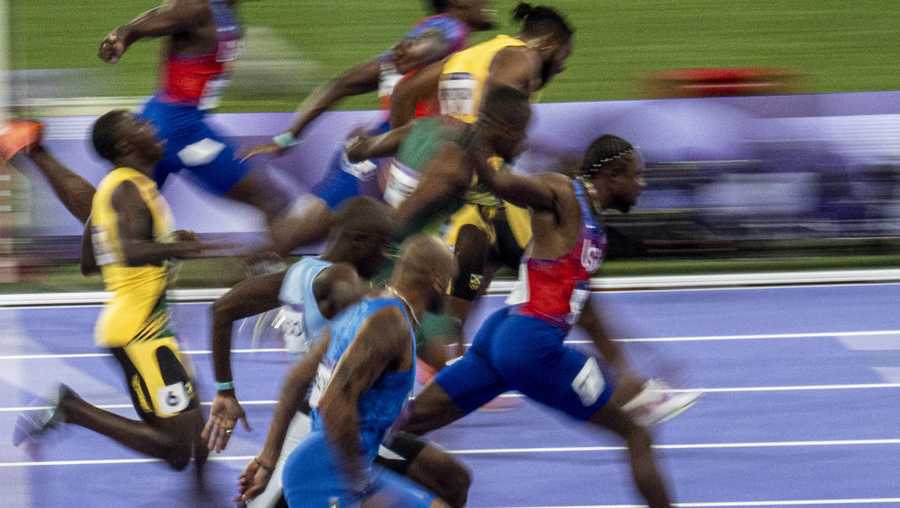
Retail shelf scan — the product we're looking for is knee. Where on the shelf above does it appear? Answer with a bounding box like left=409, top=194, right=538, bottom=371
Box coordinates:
left=164, top=439, right=193, bottom=471
left=442, top=460, right=472, bottom=508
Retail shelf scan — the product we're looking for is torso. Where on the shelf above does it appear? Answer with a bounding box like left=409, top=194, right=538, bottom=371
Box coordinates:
left=307, top=297, right=416, bottom=459
left=278, top=257, right=334, bottom=353
left=507, top=178, right=607, bottom=328
left=91, top=168, right=175, bottom=347
left=159, top=0, right=241, bottom=110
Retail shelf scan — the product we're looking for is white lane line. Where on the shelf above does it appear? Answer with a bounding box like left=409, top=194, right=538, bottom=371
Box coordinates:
left=0, top=400, right=278, bottom=413
left=6, top=328, right=900, bottom=361
left=450, top=438, right=900, bottom=455
left=505, top=498, right=900, bottom=507
left=0, top=348, right=288, bottom=361
left=3, top=438, right=900, bottom=467
left=4, top=381, right=900, bottom=413
left=498, top=382, right=900, bottom=397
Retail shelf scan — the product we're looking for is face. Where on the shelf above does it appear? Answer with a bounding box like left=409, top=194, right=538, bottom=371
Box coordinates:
left=593, top=153, right=646, bottom=213
left=539, top=37, right=573, bottom=87
left=120, top=114, right=165, bottom=163
left=351, top=231, right=391, bottom=279
left=458, top=0, right=496, bottom=31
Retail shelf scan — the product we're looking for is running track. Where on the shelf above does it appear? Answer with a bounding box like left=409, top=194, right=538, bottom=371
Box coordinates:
left=2, top=283, right=900, bottom=507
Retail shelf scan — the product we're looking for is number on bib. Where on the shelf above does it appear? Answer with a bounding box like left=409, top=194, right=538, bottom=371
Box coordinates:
left=383, top=162, right=422, bottom=208
left=439, top=74, right=476, bottom=116
left=157, top=382, right=190, bottom=414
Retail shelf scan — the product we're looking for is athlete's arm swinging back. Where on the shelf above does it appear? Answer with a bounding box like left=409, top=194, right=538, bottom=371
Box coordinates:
left=99, top=0, right=211, bottom=63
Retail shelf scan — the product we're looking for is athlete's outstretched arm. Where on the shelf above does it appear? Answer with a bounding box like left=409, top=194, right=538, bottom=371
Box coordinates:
left=345, top=122, right=417, bottom=163
left=393, top=143, right=470, bottom=228
left=99, top=0, right=211, bottom=63
left=389, top=59, right=443, bottom=128
left=466, top=142, right=557, bottom=211
left=318, top=307, right=409, bottom=494
left=239, top=332, right=332, bottom=502
left=111, top=181, right=206, bottom=265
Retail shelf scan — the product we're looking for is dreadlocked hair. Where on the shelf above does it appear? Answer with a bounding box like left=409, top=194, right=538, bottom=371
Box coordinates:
left=512, top=2, right=574, bottom=42
left=582, top=135, right=635, bottom=176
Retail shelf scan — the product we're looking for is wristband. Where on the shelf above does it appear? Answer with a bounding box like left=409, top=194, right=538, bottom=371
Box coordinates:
left=215, top=380, right=235, bottom=392
left=273, top=131, right=299, bottom=149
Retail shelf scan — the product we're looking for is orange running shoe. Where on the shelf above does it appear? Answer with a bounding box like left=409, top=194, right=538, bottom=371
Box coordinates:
left=0, top=120, right=43, bottom=162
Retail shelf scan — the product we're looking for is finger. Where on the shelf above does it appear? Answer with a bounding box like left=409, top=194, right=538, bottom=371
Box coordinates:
left=239, top=415, right=252, bottom=432
left=206, top=424, right=220, bottom=452
left=200, top=419, right=214, bottom=441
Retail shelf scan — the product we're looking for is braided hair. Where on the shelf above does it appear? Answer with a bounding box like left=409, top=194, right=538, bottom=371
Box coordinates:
left=581, top=135, right=636, bottom=176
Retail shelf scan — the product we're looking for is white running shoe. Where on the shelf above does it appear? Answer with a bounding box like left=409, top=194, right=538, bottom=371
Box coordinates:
left=623, top=379, right=702, bottom=427
left=12, top=384, right=71, bottom=447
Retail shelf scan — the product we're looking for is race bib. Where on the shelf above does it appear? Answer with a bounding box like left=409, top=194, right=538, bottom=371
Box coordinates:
left=308, top=363, right=334, bottom=408
left=379, top=65, right=403, bottom=100
left=199, top=75, right=231, bottom=111
left=157, top=382, right=190, bottom=415
left=571, top=357, right=606, bottom=406
left=580, top=239, right=603, bottom=273
left=566, top=287, right=590, bottom=325
left=279, top=307, right=308, bottom=354
left=91, top=225, right=116, bottom=266
left=383, top=161, right=422, bottom=208
left=439, top=73, right=476, bottom=116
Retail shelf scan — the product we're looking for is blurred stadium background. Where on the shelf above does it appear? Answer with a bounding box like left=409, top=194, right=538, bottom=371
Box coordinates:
left=4, top=0, right=900, bottom=290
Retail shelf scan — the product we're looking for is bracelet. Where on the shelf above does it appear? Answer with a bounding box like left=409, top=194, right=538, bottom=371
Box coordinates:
left=254, top=457, right=274, bottom=472
left=215, top=380, right=235, bottom=392
left=272, top=131, right=299, bottom=149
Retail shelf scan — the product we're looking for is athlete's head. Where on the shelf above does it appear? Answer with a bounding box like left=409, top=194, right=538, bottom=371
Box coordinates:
left=476, top=85, right=532, bottom=162
left=513, top=2, right=574, bottom=87
left=580, top=135, right=645, bottom=214
left=330, top=197, right=397, bottom=279
left=393, top=235, right=457, bottom=314
left=431, top=0, right=496, bottom=31
left=92, top=110, right=164, bottom=167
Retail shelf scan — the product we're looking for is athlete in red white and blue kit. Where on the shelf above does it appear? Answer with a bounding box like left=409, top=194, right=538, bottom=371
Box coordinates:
left=399, top=130, right=702, bottom=508
left=241, top=0, right=497, bottom=254
left=98, top=0, right=307, bottom=255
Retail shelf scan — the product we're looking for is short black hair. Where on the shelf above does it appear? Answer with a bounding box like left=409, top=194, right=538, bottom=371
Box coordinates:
left=582, top=135, right=635, bottom=176
left=91, top=110, right=130, bottom=163
left=481, top=85, right=531, bottom=129
left=428, top=0, right=449, bottom=14
left=334, top=196, right=397, bottom=240
left=513, top=2, right=574, bottom=42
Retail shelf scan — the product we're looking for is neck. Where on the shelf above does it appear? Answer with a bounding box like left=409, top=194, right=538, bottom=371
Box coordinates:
left=386, top=280, right=427, bottom=323
left=113, top=156, right=156, bottom=177
left=577, top=176, right=611, bottom=215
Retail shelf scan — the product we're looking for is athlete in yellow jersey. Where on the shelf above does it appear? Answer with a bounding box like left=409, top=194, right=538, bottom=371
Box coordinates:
left=13, top=111, right=219, bottom=475
left=390, top=2, right=573, bottom=328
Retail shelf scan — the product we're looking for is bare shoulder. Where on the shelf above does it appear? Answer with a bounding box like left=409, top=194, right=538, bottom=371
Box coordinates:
left=169, top=0, right=213, bottom=22
left=535, top=172, right=574, bottom=195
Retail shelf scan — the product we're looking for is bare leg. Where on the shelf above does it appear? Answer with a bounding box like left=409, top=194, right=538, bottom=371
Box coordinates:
left=406, top=443, right=471, bottom=508
left=588, top=389, right=673, bottom=508
left=61, top=388, right=202, bottom=471
left=398, top=382, right=467, bottom=437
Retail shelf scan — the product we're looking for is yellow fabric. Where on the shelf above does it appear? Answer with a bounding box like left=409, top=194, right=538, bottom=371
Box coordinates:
left=442, top=201, right=532, bottom=250
left=439, top=35, right=527, bottom=124
left=92, top=167, right=174, bottom=347
left=114, top=336, right=196, bottom=419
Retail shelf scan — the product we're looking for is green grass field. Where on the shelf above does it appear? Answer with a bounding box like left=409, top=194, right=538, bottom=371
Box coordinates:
left=10, top=0, right=900, bottom=112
